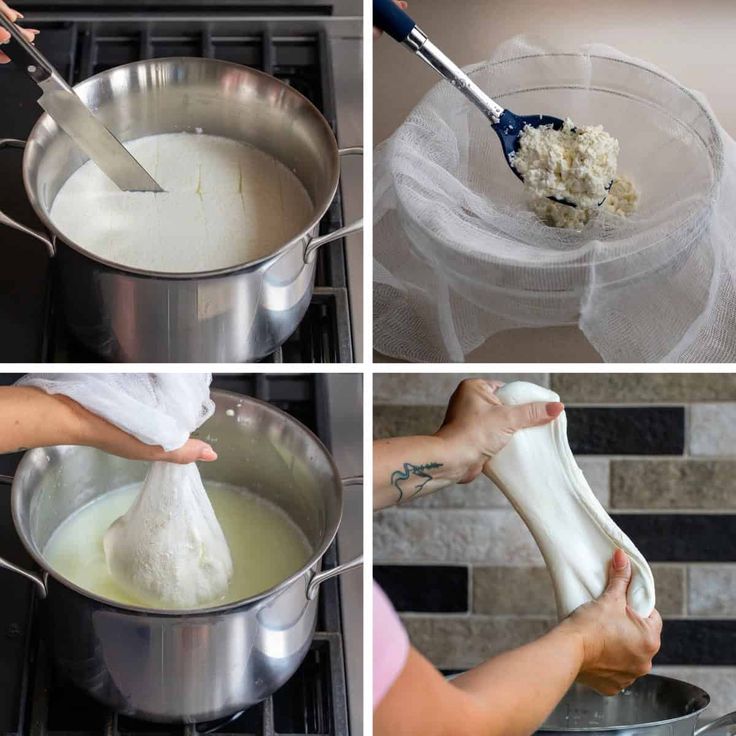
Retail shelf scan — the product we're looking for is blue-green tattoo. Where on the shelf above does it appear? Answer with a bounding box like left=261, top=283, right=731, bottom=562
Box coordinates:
left=390, top=462, right=444, bottom=504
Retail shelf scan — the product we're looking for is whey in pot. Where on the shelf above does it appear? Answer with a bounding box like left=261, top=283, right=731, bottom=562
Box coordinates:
left=44, top=481, right=312, bottom=609
left=49, top=132, right=315, bottom=273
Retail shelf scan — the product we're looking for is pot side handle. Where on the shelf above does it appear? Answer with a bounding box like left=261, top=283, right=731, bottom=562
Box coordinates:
left=695, top=711, right=736, bottom=735
left=303, top=147, right=364, bottom=264
left=306, top=474, right=364, bottom=600
left=0, top=139, right=56, bottom=257
left=307, top=554, right=363, bottom=600
left=0, top=557, right=48, bottom=599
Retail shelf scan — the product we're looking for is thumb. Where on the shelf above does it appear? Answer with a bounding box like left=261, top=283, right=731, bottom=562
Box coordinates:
left=507, top=401, right=564, bottom=430
left=605, top=549, right=632, bottom=599
left=163, top=439, right=218, bottom=464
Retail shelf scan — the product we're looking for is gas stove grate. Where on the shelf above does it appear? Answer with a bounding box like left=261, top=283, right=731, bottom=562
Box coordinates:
left=0, top=374, right=351, bottom=735
left=0, top=13, right=352, bottom=363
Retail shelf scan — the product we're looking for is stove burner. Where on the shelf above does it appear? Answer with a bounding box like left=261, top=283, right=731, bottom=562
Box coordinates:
left=0, top=13, right=353, bottom=362
left=189, top=710, right=246, bottom=734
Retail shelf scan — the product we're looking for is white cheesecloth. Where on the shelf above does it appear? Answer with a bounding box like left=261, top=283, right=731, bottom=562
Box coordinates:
left=17, top=373, right=214, bottom=450
left=19, top=373, right=234, bottom=609
left=374, top=37, right=736, bottom=362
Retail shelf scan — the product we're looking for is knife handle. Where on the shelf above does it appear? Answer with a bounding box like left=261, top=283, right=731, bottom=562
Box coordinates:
left=0, top=12, right=69, bottom=88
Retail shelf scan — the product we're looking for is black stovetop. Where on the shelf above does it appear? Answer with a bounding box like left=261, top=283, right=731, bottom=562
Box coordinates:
left=0, top=374, right=351, bottom=735
left=0, top=7, right=353, bottom=363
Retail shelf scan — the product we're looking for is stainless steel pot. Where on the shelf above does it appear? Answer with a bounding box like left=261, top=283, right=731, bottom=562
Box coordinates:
left=0, top=389, right=363, bottom=723
left=0, top=57, right=363, bottom=362
left=538, top=675, right=736, bottom=736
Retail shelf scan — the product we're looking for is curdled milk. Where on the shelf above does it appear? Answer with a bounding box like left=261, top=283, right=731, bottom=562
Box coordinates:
left=48, top=133, right=315, bottom=273
left=43, top=482, right=312, bottom=609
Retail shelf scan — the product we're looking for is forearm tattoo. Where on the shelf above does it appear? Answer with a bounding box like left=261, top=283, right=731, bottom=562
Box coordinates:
left=390, top=462, right=444, bottom=504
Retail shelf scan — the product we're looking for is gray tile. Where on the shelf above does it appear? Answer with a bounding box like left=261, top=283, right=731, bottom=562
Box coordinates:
left=688, top=565, right=736, bottom=617
left=577, top=458, right=610, bottom=507
left=410, top=475, right=511, bottom=509
left=470, top=563, right=682, bottom=617
left=373, top=509, right=542, bottom=565
left=610, top=459, right=736, bottom=510
left=690, top=404, right=736, bottom=457
left=402, top=616, right=554, bottom=670
left=473, top=567, right=556, bottom=615
left=651, top=565, right=685, bottom=616
left=374, top=374, right=550, bottom=405
left=551, top=374, right=736, bottom=404
left=373, top=405, right=445, bottom=440
left=653, top=666, right=736, bottom=721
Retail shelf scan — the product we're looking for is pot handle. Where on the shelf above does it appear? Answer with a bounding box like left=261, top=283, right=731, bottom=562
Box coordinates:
left=0, top=139, right=56, bottom=257
left=307, top=554, right=363, bottom=600
left=303, top=147, right=364, bottom=263
left=695, top=711, right=736, bottom=735
left=0, top=557, right=48, bottom=599
left=307, top=474, right=364, bottom=599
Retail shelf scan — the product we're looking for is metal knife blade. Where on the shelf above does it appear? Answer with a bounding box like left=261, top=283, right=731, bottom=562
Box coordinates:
left=36, top=73, right=163, bottom=193
left=0, top=10, right=162, bottom=193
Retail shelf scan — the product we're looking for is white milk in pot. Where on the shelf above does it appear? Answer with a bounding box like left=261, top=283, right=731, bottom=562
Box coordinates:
left=48, top=133, right=315, bottom=273
left=43, top=482, right=312, bottom=609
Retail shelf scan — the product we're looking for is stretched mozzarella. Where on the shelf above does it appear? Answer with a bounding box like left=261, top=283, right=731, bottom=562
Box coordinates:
left=485, top=381, right=655, bottom=619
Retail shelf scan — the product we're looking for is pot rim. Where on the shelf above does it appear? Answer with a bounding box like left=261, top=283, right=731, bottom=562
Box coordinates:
left=537, top=674, right=710, bottom=732
left=23, top=56, right=340, bottom=280
left=11, top=388, right=346, bottom=617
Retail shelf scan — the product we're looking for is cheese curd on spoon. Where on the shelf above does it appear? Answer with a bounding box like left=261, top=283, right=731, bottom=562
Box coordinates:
left=532, top=175, right=639, bottom=229
left=511, top=118, right=619, bottom=209
left=510, top=118, right=640, bottom=229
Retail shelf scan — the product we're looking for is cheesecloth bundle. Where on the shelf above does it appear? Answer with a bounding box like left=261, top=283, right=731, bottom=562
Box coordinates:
left=374, top=37, right=736, bottom=362
left=19, top=373, right=234, bottom=609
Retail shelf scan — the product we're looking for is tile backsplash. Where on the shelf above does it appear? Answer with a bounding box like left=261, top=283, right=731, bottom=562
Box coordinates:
left=373, top=373, right=736, bottom=720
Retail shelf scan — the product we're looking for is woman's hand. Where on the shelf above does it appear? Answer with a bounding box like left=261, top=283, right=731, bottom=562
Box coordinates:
left=376, top=551, right=660, bottom=736
left=0, top=387, right=216, bottom=464
left=58, top=393, right=218, bottom=464
left=561, top=549, right=662, bottom=695
left=435, top=378, right=563, bottom=483
left=0, top=2, right=40, bottom=64
left=373, top=378, right=562, bottom=509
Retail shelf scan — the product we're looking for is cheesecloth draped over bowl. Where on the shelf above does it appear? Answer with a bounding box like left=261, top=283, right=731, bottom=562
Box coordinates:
left=374, top=37, right=736, bottom=362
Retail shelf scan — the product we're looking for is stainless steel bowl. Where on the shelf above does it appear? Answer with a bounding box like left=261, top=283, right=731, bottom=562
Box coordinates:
left=539, top=675, right=736, bottom=736
left=0, top=389, right=363, bottom=722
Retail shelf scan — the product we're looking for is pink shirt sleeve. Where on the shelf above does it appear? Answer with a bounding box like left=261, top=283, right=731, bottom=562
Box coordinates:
left=373, top=581, right=410, bottom=709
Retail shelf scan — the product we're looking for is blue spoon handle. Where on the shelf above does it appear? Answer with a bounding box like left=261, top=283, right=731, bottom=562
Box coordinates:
left=373, top=0, right=416, bottom=42
left=373, top=0, right=505, bottom=125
